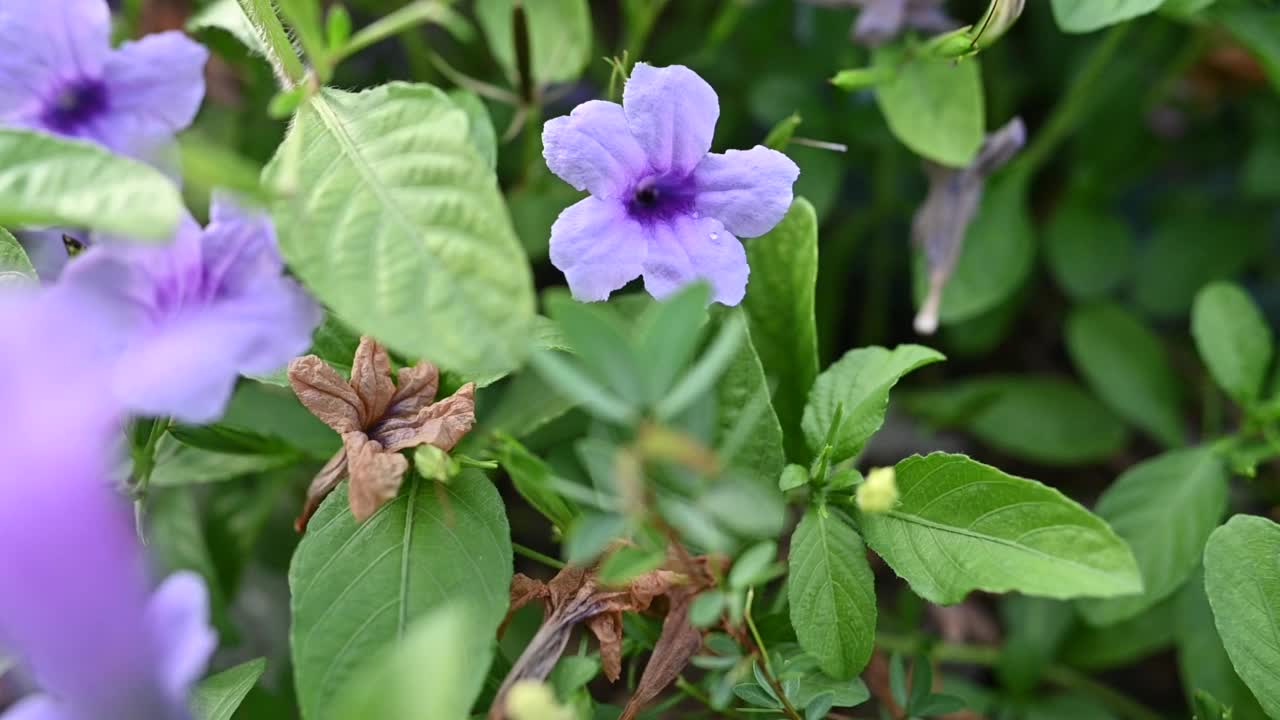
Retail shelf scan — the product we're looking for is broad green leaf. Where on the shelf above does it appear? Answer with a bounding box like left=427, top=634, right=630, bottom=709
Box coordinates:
left=1078, top=447, right=1227, bottom=626
left=1044, top=203, right=1133, bottom=299
left=1177, top=567, right=1268, bottom=720
left=499, top=436, right=578, bottom=531
left=745, top=198, right=820, bottom=462
left=188, top=0, right=267, bottom=55
left=0, top=129, right=182, bottom=239
left=0, top=228, right=35, bottom=283
left=1215, top=7, right=1280, bottom=92
left=1133, top=212, right=1262, bottom=319
left=447, top=89, right=497, bottom=171
left=874, top=47, right=984, bottom=167
left=290, top=472, right=512, bottom=720
left=1052, top=0, right=1164, bottom=32
left=802, top=345, right=944, bottom=463
left=332, top=604, right=488, bottom=720
left=717, top=318, right=787, bottom=496
left=904, top=376, right=1129, bottom=466
left=788, top=508, right=876, bottom=679
left=1066, top=303, right=1184, bottom=447
left=1062, top=595, right=1178, bottom=670
left=192, top=658, right=267, bottom=720
left=912, top=173, right=1034, bottom=325
left=1204, top=514, right=1280, bottom=717
left=475, top=0, right=592, bottom=87
left=860, top=453, right=1142, bottom=604
left=150, top=436, right=298, bottom=487
left=1192, top=283, right=1273, bottom=405
left=266, top=83, right=534, bottom=379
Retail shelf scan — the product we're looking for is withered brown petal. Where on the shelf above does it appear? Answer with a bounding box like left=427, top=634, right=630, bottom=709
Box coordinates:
left=295, top=447, right=348, bottom=532
left=350, top=336, right=397, bottom=425
left=384, top=362, right=440, bottom=420
left=619, top=593, right=703, bottom=720
left=344, top=432, right=409, bottom=522
left=375, top=382, right=476, bottom=453
left=586, top=613, right=624, bottom=682
left=288, top=355, right=364, bottom=433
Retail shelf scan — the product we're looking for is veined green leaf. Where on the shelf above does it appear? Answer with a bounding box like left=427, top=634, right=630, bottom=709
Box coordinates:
left=188, top=0, right=268, bottom=56
left=0, top=129, right=182, bottom=239
left=475, top=0, right=592, bottom=87
left=192, top=658, right=267, bottom=720
left=0, top=228, right=35, bottom=283
left=1176, top=567, right=1268, bottom=720
left=745, top=198, right=820, bottom=462
left=1052, top=0, right=1163, bottom=33
left=788, top=508, right=876, bottom=679
left=1078, top=447, right=1227, bottom=626
left=289, top=472, right=511, bottom=720
left=861, top=453, right=1142, bottom=604
left=802, top=345, right=944, bottom=463
left=266, top=83, right=535, bottom=379
left=1192, top=282, right=1273, bottom=406
left=874, top=47, right=984, bottom=167
left=717, top=316, right=787, bottom=497
left=1204, top=514, right=1280, bottom=718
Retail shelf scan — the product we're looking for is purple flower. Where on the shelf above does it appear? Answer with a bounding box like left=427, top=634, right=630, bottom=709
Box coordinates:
left=0, top=293, right=215, bottom=720
left=53, top=192, right=322, bottom=424
left=0, top=0, right=208, bottom=156
left=543, top=63, right=800, bottom=305
left=801, top=0, right=956, bottom=47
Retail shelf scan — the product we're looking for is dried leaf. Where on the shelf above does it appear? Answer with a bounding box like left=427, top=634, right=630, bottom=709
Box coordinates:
left=586, top=613, right=623, bottom=682
left=345, top=432, right=410, bottom=522
left=288, top=355, right=364, bottom=433
left=386, top=362, right=440, bottom=418
left=618, top=592, right=703, bottom=720
left=374, top=383, right=476, bottom=453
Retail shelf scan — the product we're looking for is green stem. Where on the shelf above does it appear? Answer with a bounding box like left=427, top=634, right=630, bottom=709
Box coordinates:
left=1013, top=24, right=1131, bottom=176
left=238, top=0, right=307, bottom=87
left=745, top=589, right=804, bottom=720
left=130, top=417, right=170, bottom=501
left=512, top=542, right=565, bottom=569
left=875, top=633, right=1163, bottom=720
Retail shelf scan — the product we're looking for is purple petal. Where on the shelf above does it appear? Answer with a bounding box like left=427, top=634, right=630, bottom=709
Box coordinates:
left=95, top=32, right=207, bottom=154
left=203, top=191, right=285, bottom=292
left=145, top=572, right=215, bottom=700
left=1, top=695, right=76, bottom=720
left=0, top=0, right=110, bottom=123
left=642, top=215, right=748, bottom=306
left=549, top=196, right=647, bottom=302
left=623, top=63, right=719, bottom=177
left=543, top=100, right=648, bottom=200
left=692, top=146, right=799, bottom=237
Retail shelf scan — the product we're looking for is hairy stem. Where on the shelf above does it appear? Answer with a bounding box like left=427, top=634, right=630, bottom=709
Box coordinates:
left=238, top=0, right=307, bottom=86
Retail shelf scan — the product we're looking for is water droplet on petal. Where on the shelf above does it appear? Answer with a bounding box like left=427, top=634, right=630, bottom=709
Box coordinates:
left=709, top=232, right=719, bottom=241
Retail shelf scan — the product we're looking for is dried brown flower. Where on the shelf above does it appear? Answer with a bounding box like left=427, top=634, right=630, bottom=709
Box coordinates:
left=288, top=336, right=476, bottom=530
left=489, top=552, right=717, bottom=720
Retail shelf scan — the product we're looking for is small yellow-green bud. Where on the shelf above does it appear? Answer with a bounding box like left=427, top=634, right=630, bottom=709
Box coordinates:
left=856, top=467, right=899, bottom=513
left=506, top=681, right=573, bottom=720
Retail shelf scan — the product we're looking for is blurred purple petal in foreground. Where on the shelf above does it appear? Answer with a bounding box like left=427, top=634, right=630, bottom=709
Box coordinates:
left=0, top=293, right=215, bottom=720
left=0, top=0, right=208, bottom=157
left=56, top=192, right=323, bottom=424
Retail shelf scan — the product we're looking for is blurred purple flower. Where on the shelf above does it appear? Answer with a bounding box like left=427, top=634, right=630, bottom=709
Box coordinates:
left=0, top=292, right=215, bottom=720
left=543, top=63, right=799, bottom=305
left=54, top=193, right=322, bottom=424
left=801, top=0, right=956, bottom=46
left=0, top=0, right=208, bottom=156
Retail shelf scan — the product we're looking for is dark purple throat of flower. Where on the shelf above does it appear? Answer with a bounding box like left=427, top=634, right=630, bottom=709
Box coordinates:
left=625, top=174, right=695, bottom=225
left=41, top=77, right=110, bottom=134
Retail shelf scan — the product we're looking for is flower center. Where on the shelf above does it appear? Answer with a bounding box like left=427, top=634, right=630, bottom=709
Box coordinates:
left=41, top=78, right=110, bottom=134
left=626, top=174, right=694, bottom=224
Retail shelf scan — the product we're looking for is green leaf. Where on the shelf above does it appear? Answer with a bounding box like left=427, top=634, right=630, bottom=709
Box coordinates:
left=1177, top=567, right=1268, bottom=720
left=1065, top=303, right=1184, bottom=447
left=332, top=603, right=489, bottom=720
left=716, top=317, right=787, bottom=497
left=1077, top=447, right=1227, bottom=626
left=266, top=83, right=534, bottom=379
left=150, top=437, right=298, bottom=487
left=0, top=228, right=35, bottom=282
left=289, top=472, right=512, bottom=720
left=0, top=129, right=182, bottom=239
left=475, top=0, right=592, bottom=87
left=1061, top=594, right=1178, bottom=670
left=447, top=90, right=497, bottom=171
left=1192, top=283, right=1273, bottom=406
left=188, top=0, right=267, bottom=56
left=911, top=173, right=1034, bottom=325
left=788, top=508, right=877, bottom=679
left=861, top=453, right=1142, bottom=604
left=997, top=596, right=1073, bottom=694
left=498, top=436, right=578, bottom=531
left=744, top=198, right=820, bottom=462
left=904, top=376, right=1129, bottom=466
left=729, top=541, right=779, bottom=589
left=1133, top=212, right=1262, bottom=319
left=1204, top=514, right=1280, bottom=718
left=874, top=47, right=984, bottom=167
left=1051, top=0, right=1164, bottom=33
left=1044, top=202, right=1133, bottom=300
left=1215, top=7, right=1280, bottom=93
left=192, top=658, right=267, bottom=720
left=802, top=345, right=945, bottom=463
left=637, top=283, right=713, bottom=404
